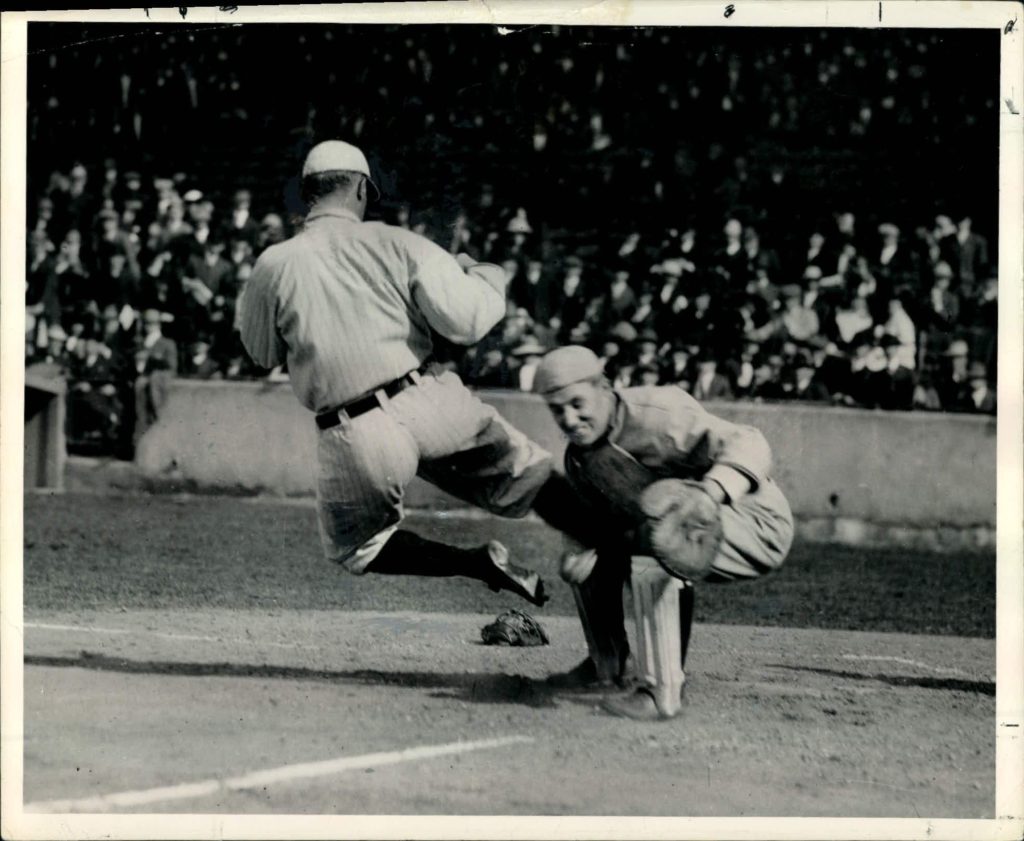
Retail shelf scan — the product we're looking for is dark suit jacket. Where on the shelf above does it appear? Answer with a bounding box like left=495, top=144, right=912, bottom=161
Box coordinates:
left=141, top=336, right=179, bottom=375
left=692, top=373, right=733, bottom=401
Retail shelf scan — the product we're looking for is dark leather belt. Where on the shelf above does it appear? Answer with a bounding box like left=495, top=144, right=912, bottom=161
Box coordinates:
left=315, top=368, right=423, bottom=430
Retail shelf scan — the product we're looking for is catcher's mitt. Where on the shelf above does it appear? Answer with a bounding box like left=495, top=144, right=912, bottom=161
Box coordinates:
left=639, top=478, right=723, bottom=581
left=481, top=609, right=550, bottom=647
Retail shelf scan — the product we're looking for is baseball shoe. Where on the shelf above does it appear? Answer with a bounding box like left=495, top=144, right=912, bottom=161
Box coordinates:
left=600, top=682, right=686, bottom=721
left=484, top=540, right=549, bottom=606
left=546, top=653, right=636, bottom=691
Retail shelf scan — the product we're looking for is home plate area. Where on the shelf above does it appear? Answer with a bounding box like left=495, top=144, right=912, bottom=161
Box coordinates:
left=23, top=607, right=994, bottom=817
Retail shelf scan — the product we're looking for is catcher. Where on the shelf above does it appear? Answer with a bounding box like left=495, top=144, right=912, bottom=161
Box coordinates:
left=533, top=345, right=794, bottom=721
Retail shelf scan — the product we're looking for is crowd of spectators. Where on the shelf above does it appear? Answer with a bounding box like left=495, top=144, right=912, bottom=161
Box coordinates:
left=24, top=25, right=999, bottom=455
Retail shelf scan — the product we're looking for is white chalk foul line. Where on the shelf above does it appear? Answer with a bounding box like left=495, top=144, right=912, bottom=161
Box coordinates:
left=839, top=653, right=975, bottom=678
left=25, top=734, right=534, bottom=813
left=25, top=622, right=320, bottom=651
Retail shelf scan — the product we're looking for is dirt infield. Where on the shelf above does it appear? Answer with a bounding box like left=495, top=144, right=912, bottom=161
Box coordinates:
left=23, top=608, right=993, bottom=817
left=18, top=493, right=997, bottom=819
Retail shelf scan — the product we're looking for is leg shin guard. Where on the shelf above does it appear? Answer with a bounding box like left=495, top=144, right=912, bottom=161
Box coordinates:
left=630, top=555, right=685, bottom=718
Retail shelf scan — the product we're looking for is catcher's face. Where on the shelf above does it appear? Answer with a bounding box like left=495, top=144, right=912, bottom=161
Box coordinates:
left=544, top=380, right=615, bottom=447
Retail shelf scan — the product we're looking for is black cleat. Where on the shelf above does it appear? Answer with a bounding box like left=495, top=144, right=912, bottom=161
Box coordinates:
left=547, top=653, right=636, bottom=692
left=484, top=540, right=549, bottom=606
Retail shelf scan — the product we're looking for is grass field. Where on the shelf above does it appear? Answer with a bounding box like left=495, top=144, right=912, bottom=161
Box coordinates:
left=24, top=492, right=996, bottom=637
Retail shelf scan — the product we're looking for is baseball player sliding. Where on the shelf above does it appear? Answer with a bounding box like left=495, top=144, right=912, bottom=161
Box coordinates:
left=533, top=345, right=794, bottom=721
left=239, top=140, right=558, bottom=605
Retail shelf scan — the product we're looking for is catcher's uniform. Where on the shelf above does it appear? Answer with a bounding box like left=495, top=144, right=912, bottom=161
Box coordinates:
left=239, top=206, right=552, bottom=572
left=564, top=385, right=793, bottom=581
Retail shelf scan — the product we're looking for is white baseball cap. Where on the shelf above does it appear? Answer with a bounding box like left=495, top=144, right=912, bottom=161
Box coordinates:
left=302, top=140, right=380, bottom=199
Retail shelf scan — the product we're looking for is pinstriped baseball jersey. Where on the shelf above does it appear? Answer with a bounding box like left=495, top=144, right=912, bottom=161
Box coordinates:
left=237, top=201, right=552, bottom=567
left=239, top=206, right=507, bottom=412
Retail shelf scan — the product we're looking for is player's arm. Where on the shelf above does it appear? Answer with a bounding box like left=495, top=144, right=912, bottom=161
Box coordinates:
left=404, top=233, right=506, bottom=345
left=238, top=256, right=287, bottom=369
left=663, top=398, right=773, bottom=504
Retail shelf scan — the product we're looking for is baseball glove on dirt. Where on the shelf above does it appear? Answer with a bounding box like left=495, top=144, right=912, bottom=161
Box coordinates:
left=639, top=478, right=723, bottom=581
left=480, top=609, right=550, bottom=647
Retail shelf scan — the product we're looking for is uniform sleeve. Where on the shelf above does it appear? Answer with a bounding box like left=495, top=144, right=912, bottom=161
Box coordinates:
left=402, top=231, right=506, bottom=345
left=238, top=254, right=287, bottom=369
left=662, top=395, right=773, bottom=502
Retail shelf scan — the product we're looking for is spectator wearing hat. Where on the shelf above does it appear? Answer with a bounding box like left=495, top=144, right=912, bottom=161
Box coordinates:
left=741, top=227, right=781, bottom=289
left=258, top=213, right=287, bottom=252
left=26, top=231, right=61, bottom=327
left=722, top=339, right=758, bottom=398
left=629, top=288, right=658, bottom=333
left=834, top=211, right=858, bottom=253
left=678, top=289, right=718, bottom=350
left=54, top=229, right=93, bottom=324
left=635, top=362, right=661, bottom=386
left=95, top=249, right=139, bottom=312
left=788, top=353, right=830, bottom=403
left=920, top=261, right=961, bottom=364
left=661, top=344, right=694, bottom=390
left=711, top=217, right=746, bottom=286
left=599, top=336, right=624, bottom=370
left=179, top=198, right=216, bottom=257
left=133, top=309, right=179, bottom=445
left=878, top=334, right=915, bottom=411
left=956, top=215, right=989, bottom=297
left=611, top=361, right=637, bottom=389
left=121, top=171, right=147, bottom=212
left=59, top=163, right=97, bottom=236
left=952, top=362, right=996, bottom=414
left=503, top=208, right=534, bottom=269
left=802, top=230, right=835, bottom=277
left=691, top=354, right=733, bottom=401
left=634, top=328, right=661, bottom=370
left=600, top=267, right=638, bottom=326
left=964, top=274, right=998, bottom=373
left=935, top=339, right=971, bottom=410
left=748, top=361, right=785, bottom=402
left=846, top=339, right=890, bottom=409
left=801, top=268, right=837, bottom=330
left=32, top=196, right=57, bottom=240
left=808, top=341, right=847, bottom=399
left=68, top=337, right=124, bottom=449
left=931, top=214, right=961, bottom=271
left=554, top=255, right=590, bottom=341
left=510, top=337, right=547, bottom=392
left=653, top=259, right=685, bottom=310
left=221, top=189, right=259, bottom=247
left=872, top=222, right=915, bottom=291
left=94, top=205, right=141, bottom=278
left=510, top=258, right=555, bottom=326
left=41, top=323, right=70, bottom=371
left=186, top=340, right=221, bottom=379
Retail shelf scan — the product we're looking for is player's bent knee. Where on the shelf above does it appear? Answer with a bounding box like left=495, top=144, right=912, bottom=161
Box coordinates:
left=326, top=524, right=400, bottom=575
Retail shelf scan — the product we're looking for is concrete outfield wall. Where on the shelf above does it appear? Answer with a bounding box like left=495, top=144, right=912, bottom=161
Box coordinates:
left=135, top=380, right=996, bottom=530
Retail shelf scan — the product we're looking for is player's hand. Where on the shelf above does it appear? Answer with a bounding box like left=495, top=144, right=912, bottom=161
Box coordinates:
left=455, top=252, right=477, bottom=270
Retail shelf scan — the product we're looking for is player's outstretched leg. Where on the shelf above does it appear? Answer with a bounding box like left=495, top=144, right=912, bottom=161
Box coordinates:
left=365, top=529, right=548, bottom=606
left=602, top=556, right=689, bottom=721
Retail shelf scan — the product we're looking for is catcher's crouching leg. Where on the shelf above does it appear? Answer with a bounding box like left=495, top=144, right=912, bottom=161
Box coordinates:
left=547, top=547, right=632, bottom=690
left=602, top=556, right=690, bottom=721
